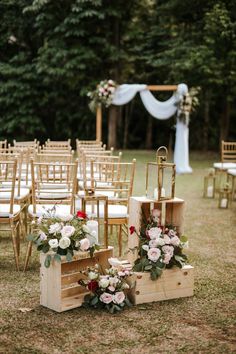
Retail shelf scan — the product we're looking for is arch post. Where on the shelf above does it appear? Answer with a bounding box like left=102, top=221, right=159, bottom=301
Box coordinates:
left=96, top=104, right=102, bottom=142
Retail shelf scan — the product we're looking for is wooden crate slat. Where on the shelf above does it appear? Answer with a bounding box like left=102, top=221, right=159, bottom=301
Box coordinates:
left=131, top=287, right=194, bottom=305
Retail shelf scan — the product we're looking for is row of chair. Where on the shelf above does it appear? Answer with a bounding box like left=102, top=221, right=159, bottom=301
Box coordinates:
left=0, top=139, right=136, bottom=270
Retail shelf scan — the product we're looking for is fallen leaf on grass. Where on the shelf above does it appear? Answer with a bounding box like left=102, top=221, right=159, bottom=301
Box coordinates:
left=18, top=308, right=32, bottom=313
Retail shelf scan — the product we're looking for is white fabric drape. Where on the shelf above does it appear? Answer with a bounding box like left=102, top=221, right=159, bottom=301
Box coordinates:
left=174, top=119, right=192, bottom=174
left=111, top=83, right=192, bottom=174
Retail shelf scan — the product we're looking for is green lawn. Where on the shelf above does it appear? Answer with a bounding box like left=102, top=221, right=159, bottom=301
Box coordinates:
left=0, top=150, right=235, bottom=354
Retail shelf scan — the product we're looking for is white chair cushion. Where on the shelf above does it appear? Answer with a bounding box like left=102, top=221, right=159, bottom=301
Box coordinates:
left=75, top=199, right=127, bottom=218
left=0, top=204, right=21, bottom=217
left=28, top=204, right=72, bottom=218
left=0, top=188, right=30, bottom=200
left=36, top=189, right=70, bottom=199
left=214, top=162, right=236, bottom=170
left=228, top=169, right=236, bottom=176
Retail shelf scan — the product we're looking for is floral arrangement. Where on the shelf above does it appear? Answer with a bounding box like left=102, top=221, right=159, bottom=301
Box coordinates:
left=130, top=209, right=188, bottom=280
left=176, top=87, right=200, bottom=125
left=87, top=79, right=117, bottom=112
left=79, top=258, right=133, bottom=314
left=28, top=208, right=99, bottom=268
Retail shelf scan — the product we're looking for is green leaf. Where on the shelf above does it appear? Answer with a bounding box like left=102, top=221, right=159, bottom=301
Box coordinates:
left=90, top=296, right=99, bottom=306
left=144, top=265, right=153, bottom=271
left=44, top=254, right=51, bottom=268
left=27, top=234, right=37, bottom=241
left=180, top=235, right=188, bottom=243
left=54, top=254, right=61, bottom=263
left=66, top=252, right=73, bottom=262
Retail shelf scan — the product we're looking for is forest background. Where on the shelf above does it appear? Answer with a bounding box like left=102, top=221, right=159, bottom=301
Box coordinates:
left=0, top=0, right=235, bottom=150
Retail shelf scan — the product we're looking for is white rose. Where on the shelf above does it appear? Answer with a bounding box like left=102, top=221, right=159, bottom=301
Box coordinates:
left=148, top=227, right=162, bottom=239
left=58, top=214, right=73, bottom=222
left=170, top=235, right=180, bottom=246
left=99, top=278, right=110, bottom=288
left=82, top=225, right=90, bottom=234
left=48, top=238, right=59, bottom=248
left=109, top=276, right=119, bottom=286
left=61, top=225, right=75, bottom=238
left=108, top=257, right=122, bottom=267
left=88, top=271, right=98, bottom=280
left=147, top=247, right=161, bottom=262
left=59, top=237, right=71, bottom=249
left=156, top=238, right=165, bottom=246
left=113, top=291, right=125, bottom=305
left=49, top=223, right=61, bottom=234
left=37, top=216, right=43, bottom=224
left=142, top=244, right=149, bottom=252
left=80, top=238, right=90, bottom=251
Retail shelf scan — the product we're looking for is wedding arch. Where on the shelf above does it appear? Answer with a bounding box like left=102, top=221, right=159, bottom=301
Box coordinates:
left=95, top=83, right=192, bottom=174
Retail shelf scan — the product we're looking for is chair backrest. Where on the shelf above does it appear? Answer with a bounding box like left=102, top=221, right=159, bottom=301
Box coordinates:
left=45, top=139, right=71, bottom=149
left=221, top=141, right=236, bottom=162
left=39, top=146, right=73, bottom=155
left=30, top=159, right=78, bottom=213
left=0, top=159, right=17, bottom=214
left=13, top=139, right=39, bottom=149
left=90, top=159, right=136, bottom=202
left=35, top=153, right=73, bottom=164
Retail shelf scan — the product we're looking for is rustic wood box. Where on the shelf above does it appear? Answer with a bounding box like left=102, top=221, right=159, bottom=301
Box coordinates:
left=40, top=247, right=113, bottom=312
left=128, top=265, right=194, bottom=305
left=128, top=196, right=185, bottom=264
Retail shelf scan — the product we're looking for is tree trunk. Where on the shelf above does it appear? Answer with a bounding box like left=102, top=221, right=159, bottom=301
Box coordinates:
left=203, top=90, right=210, bottom=151
left=145, top=115, right=153, bottom=149
left=220, top=97, right=230, bottom=147
left=108, top=105, right=118, bottom=149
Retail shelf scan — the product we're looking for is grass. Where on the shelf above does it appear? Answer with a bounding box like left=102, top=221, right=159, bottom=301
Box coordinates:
left=0, top=150, right=236, bottom=354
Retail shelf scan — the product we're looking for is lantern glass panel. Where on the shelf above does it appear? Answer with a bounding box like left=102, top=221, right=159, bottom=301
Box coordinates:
left=146, top=162, right=159, bottom=199
left=159, top=165, right=173, bottom=200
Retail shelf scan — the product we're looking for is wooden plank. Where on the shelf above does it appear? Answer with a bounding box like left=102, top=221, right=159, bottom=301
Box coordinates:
left=132, top=287, right=194, bottom=305
left=147, top=85, right=178, bottom=91
left=61, top=272, right=87, bottom=286
left=61, top=285, right=88, bottom=299
left=61, top=292, right=90, bottom=312
left=127, top=266, right=194, bottom=305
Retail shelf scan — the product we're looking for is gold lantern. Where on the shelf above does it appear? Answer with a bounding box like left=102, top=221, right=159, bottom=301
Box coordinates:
left=145, top=146, right=176, bottom=201
left=218, top=183, right=232, bottom=209
left=203, top=168, right=216, bottom=198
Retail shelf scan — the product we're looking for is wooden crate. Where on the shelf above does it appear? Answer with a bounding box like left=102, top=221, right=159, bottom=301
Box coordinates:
left=40, top=247, right=113, bottom=312
left=127, top=265, right=194, bottom=305
left=128, top=196, right=185, bottom=264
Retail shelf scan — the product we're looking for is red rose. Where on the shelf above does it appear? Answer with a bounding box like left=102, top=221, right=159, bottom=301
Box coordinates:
left=88, top=280, right=98, bottom=292
left=77, top=211, right=87, bottom=219
left=129, top=226, right=136, bottom=235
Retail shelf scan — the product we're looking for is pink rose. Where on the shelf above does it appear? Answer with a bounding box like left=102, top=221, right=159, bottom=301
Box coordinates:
left=113, top=291, right=125, bottom=305
left=163, top=253, right=172, bottom=264
left=148, top=227, right=162, bottom=240
left=108, top=286, right=116, bottom=292
left=80, top=238, right=90, bottom=251
left=147, top=248, right=161, bottom=262
left=163, top=234, right=171, bottom=244
left=99, top=292, right=113, bottom=304
left=162, top=245, right=174, bottom=257
left=170, top=235, right=180, bottom=246
left=149, top=239, right=158, bottom=248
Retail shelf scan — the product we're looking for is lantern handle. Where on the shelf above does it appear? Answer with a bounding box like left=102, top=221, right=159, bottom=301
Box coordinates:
left=156, top=146, right=168, bottom=163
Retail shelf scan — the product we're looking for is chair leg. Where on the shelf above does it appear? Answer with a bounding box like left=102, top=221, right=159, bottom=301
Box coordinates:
left=118, top=225, right=122, bottom=257
left=24, top=241, right=32, bottom=272
left=10, top=220, right=20, bottom=271
left=16, top=220, right=21, bottom=257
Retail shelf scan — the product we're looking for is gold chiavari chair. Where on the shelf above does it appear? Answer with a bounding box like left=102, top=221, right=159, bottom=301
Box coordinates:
left=24, top=159, right=78, bottom=270
left=76, top=159, right=136, bottom=256
left=214, top=141, right=236, bottom=191
left=0, top=159, right=22, bottom=270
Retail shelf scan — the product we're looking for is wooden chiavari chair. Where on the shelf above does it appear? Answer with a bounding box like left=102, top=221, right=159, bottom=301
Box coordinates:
left=214, top=141, right=236, bottom=192
left=0, top=159, right=22, bottom=270
left=45, top=139, right=71, bottom=150
left=24, top=159, right=78, bottom=270
left=76, top=159, right=136, bottom=256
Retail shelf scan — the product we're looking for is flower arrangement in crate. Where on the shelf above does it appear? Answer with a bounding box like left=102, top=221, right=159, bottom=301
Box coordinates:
left=88, top=79, right=117, bottom=112
left=79, top=258, right=133, bottom=314
left=130, top=209, right=188, bottom=280
left=28, top=208, right=99, bottom=268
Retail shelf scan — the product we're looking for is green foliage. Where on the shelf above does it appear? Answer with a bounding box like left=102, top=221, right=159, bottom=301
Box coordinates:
left=0, top=0, right=235, bottom=147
